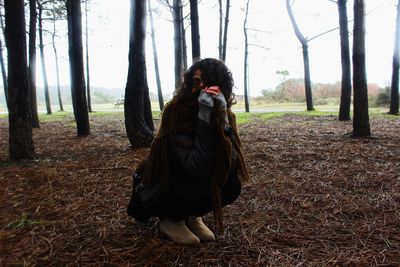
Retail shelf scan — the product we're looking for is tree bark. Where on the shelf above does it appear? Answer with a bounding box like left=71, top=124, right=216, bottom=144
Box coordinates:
left=243, top=0, right=250, bottom=113
left=302, top=44, right=313, bottom=111
left=179, top=3, right=187, bottom=71
left=218, top=0, right=223, bottom=60
left=67, top=0, right=90, bottom=136
left=286, top=0, right=314, bottom=111
left=29, top=0, right=39, bottom=127
left=352, top=0, right=370, bottom=137
left=52, top=3, right=63, bottom=112
left=143, top=85, right=155, bottom=132
left=172, top=0, right=183, bottom=91
left=38, top=3, right=52, bottom=114
left=221, top=0, right=230, bottom=62
left=124, top=0, right=154, bottom=148
left=190, top=0, right=200, bottom=61
left=148, top=0, right=164, bottom=110
left=338, top=0, right=352, bottom=121
left=85, top=0, right=92, bottom=113
left=5, top=0, right=35, bottom=159
left=0, top=38, right=7, bottom=110
left=0, top=7, right=8, bottom=110
left=389, top=0, right=400, bottom=115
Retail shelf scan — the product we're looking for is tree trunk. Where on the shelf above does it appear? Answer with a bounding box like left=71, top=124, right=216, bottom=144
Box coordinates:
left=243, top=0, right=250, bottom=113
left=172, top=0, right=183, bottom=91
left=0, top=38, right=7, bottom=110
left=221, top=0, right=230, bottom=62
left=352, top=0, right=370, bottom=137
left=29, top=0, right=39, bottom=127
left=143, top=86, right=155, bottom=132
left=148, top=0, right=164, bottom=110
left=302, top=44, right=313, bottom=111
left=218, top=0, right=223, bottom=60
left=124, top=0, right=154, bottom=148
left=180, top=4, right=187, bottom=71
left=5, top=0, right=35, bottom=159
left=0, top=7, right=8, bottom=111
left=286, top=0, right=314, bottom=111
left=85, top=0, right=92, bottom=113
left=52, top=4, right=63, bottom=112
left=190, top=0, right=200, bottom=61
left=338, top=0, right=352, bottom=121
left=389, top=0, right=400, bottom=115
left=67, top=0, right=90, bottom=136
left=38, top=4, right=52, bottom=114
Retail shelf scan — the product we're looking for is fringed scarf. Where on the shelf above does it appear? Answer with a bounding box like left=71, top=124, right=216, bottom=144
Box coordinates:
left=139, top=98, right=250, bottom=231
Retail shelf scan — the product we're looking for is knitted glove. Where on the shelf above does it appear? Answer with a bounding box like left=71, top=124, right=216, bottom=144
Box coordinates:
left=213, top=93, right=227, bottom=110
left=210, top=90, right=228, bottom=125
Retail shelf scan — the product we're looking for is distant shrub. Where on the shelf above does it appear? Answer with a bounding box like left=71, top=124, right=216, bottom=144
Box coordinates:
left=93, top=92, right=114, bottom=104
left=314, top=98, right=329, bottom=106
left=374, top=87, right=390, bottom=107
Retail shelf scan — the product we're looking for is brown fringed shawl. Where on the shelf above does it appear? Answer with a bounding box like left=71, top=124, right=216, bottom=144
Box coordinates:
left=140, top=99, right=250, bottom=231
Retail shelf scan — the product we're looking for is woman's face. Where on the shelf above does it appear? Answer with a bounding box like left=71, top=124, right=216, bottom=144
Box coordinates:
left=191, top=69, right=204, bottom=93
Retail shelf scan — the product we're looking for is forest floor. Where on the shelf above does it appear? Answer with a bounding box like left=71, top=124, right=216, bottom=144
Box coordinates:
left=0, top=113, right=399, bottom=266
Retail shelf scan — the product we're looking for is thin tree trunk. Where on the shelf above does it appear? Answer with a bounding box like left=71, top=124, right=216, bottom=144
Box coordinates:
left=172, top=0, right=183, bottom=91
left=243, top=0, right=250, bottom=113
left=85, top=0, right=92, bottom=112
left=29, top=0, right=39, bottom=127
left=221, top=0, right=230, bottom=62
left=0, top=7, right=8, bottom=110
left=180, top=3, right=187, bottom=71
left=5, top=0, right=35, bottom=159
left=52, top=4, right=63, bottom=112
left=352, top=0, right=370, bottom=137
left=338, top=0, right=352, bottom=121
left=190, top=0, right=200, bottom=61
left=38, top=4, right=52, bottom=114
left=124, top=0, right=153, bottom=148
left=389, top=0, right=400, bottom=115
left=302, top=44, right=313, bottom=111
left=286, top=0, right=314, bottom=111
left=67, top=0, right=90, bottom=136
left=218, top=0, right=223, bottom=60
left=0, top=38, right=7, bottom=109
left=148, top=0, right=164, bottom=110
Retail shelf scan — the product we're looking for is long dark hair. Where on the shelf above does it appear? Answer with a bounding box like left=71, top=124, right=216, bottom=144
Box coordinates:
left=171, top=58, right=236, bottom=109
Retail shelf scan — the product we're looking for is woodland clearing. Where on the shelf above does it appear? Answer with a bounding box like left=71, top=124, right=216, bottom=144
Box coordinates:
left=0, top=113, right=399, bottom=266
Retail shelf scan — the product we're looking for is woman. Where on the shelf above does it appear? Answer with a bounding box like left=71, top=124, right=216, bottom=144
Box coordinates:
left=127, top=58, right=249, bottom=245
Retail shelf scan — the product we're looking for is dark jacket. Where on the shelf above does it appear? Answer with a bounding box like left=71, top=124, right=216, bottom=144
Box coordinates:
left=169, top=119, right=219, bottom=182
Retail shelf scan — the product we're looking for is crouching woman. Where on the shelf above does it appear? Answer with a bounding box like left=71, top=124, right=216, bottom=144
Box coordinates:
left=127, top=58, right=249, bottom=245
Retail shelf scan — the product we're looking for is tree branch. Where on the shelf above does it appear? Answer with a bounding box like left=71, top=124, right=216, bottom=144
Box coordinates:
left=248, top=43, right=271, bottom=50
left=247, top=28, right=278, bottom=34
left=308, top=2, right=386, bottom=42
left=286, top=0, right=307, bottom=45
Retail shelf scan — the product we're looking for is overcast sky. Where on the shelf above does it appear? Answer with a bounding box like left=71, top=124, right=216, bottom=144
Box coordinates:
left=19, top=0, right=400, bottom=99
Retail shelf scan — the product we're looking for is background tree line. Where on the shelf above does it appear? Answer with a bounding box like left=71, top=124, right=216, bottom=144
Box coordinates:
left=2, top=0, right=399, bottom=160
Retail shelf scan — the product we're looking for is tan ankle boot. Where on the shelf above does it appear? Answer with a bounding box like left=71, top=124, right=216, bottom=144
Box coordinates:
left=159, top=218, right=200, bottom=245
left=186, top=217, right=216, bottom=242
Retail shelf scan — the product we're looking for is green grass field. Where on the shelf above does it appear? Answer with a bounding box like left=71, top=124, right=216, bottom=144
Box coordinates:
left=0, top=100, right=395, bottom=123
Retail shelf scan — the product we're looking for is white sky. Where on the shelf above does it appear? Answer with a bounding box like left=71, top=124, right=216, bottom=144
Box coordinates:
left=34, top=0, right=397, bottom=97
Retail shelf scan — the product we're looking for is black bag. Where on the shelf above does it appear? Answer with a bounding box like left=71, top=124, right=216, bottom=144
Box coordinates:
left=127, top=171, right=162, bottom=223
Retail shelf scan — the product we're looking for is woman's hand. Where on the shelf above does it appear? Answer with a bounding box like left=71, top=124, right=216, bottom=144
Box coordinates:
left=204, top=86, right=221, bottom=96
left=205, top=86, right=227, bottom=109
left=198, top=86, right=228, bottom=123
